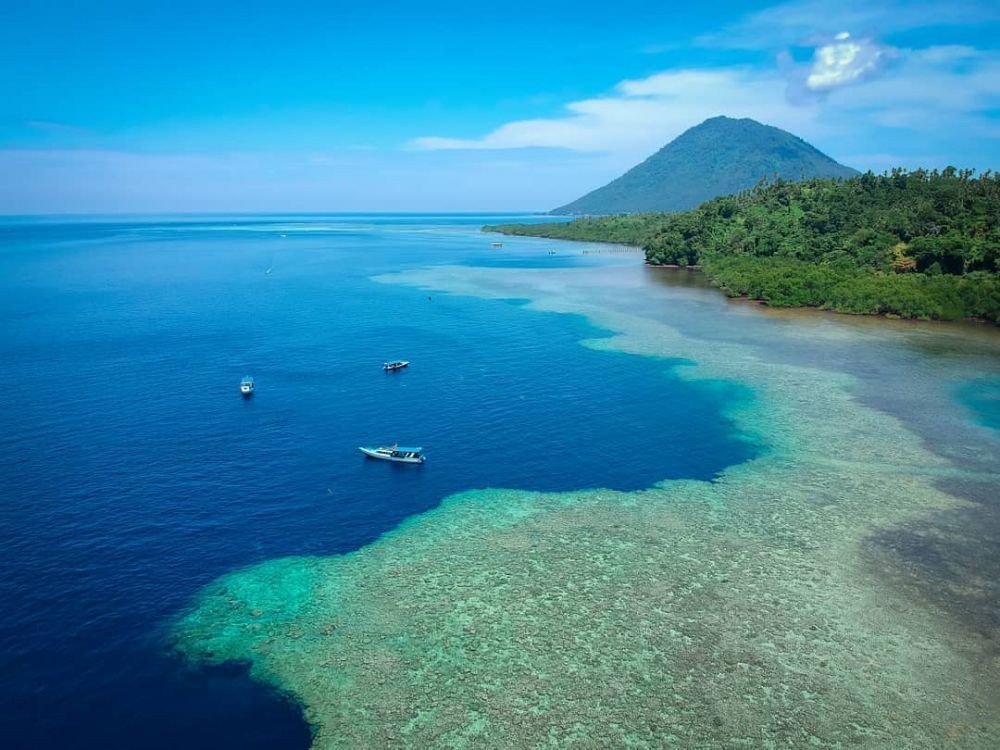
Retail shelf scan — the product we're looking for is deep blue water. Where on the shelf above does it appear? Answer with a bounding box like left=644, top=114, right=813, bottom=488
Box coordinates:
left=0, top=215, right=754, bottom=748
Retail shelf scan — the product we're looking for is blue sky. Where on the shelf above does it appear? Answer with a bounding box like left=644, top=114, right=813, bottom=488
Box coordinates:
left=1, top=0, right=998, bottom=212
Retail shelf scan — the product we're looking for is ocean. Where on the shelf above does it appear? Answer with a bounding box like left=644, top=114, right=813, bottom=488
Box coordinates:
left=0, top=215, right=754, bottom=748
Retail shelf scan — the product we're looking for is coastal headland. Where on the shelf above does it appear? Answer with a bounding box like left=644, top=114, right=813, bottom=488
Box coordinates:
left=488, top=170, right=1000, bottom=324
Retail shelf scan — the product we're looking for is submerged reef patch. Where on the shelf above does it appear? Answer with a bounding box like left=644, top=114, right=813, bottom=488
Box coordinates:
left=176, top=266, right=1000, bottom=748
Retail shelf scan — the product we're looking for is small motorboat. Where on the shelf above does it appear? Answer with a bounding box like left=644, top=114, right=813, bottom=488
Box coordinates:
left=240, top=376, right=255, bottom=396
left=383, top=360, right=409, bottom=372
left=359, top=445, right=425, bottom=464
left=490, top=241, right=503, bottom=248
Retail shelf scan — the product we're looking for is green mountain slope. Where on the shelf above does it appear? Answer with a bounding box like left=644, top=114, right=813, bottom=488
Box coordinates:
left=552, top=116, right=858, bottom=215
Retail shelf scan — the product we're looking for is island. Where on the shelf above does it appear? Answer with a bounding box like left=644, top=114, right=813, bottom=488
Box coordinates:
left=488, top=169, right=1000, bottom=323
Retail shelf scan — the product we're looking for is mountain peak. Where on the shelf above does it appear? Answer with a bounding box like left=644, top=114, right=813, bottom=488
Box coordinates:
left=702, top=115, right=747, bottom=124
left=552, top=117, right=857, bottom=215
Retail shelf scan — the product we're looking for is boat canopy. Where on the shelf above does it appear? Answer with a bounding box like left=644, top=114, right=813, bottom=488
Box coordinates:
left=391, top=446, right=422, bottom=453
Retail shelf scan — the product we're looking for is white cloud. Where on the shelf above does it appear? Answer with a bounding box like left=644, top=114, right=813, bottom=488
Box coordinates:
left=411, top=28, right=999, bottom=164
left=836, top=152, right=948, bottom=171
left=778, top=32, right=899, bottom=101
left=803, top=33, right=897, bottom=91
left=698, top=0, right=1000, bottom=49
left=0, top=147, right=624, bottom=213
left=820, top=47, right=1000, bottom=140
left=410, top=68, right=818, bottom=155
left=911, top=45, right=980, bottom=63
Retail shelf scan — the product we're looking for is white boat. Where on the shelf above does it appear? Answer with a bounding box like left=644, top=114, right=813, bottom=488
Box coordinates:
left=359, top=445, right=425, bottom=464
left=490, top=241, right=503, bottom=248
left=383, top=360, right=409, bottom=372
left=240, top=376, right=255, bottom=396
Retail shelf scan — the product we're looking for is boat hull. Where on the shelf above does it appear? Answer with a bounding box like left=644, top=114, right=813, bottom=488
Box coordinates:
left=359, top=447, right=425, bottom=464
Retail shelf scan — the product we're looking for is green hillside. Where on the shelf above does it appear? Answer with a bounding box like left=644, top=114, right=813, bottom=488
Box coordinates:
left=491, top=169, right=1000, bottom=322
left=552, top=116, right=858, bottom=215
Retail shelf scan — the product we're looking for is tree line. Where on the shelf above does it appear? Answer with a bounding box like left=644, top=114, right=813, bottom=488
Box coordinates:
left=488, top=169, right=1000, bottom=322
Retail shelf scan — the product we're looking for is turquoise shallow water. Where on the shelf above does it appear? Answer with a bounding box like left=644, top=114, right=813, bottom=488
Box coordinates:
left=0, top=215, right=753, bottom=748
left=175, top=260, right=1000, bottom=748
left=957, top=377, right=1000, bottom=432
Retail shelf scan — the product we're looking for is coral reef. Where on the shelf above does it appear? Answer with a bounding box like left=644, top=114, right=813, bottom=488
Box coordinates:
left=176, top=264, right=1000, bottom=748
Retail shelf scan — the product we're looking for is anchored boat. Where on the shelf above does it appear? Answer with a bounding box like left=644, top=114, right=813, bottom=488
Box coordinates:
left=383, top=360, right=409, bottom=372
left=359, top=445, right=425, bottom=464
left=239, top=376, right=255, bottom=396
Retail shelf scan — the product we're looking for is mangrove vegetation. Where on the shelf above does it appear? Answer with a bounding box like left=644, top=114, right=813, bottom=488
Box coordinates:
left=488, top=169, right=1000, bottom=322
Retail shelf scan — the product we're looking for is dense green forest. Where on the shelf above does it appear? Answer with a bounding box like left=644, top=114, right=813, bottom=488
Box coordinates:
left=489, top=169, right=1000, bottom=322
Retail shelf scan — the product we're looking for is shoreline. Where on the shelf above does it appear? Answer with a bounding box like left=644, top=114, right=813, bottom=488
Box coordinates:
left=489, top=226, right=998, bottom=326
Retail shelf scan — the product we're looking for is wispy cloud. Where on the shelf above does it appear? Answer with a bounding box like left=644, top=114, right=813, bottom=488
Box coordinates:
left=780, top=32, right=899, bottom=102
left=804, top=33, right=897, bottom=91
left=703, top=0, right=997, bottom=104
left=410, top=0, right=1000, bottom=165
left=7, top=0, right=998, bottom=213
left=410, top=68, right=817, bottom=155
left=0, top=147, right=622, bottom=213
left=410, top=45, right=1000, bottom=157
left=697, top=0, right=1000, bottom=49
left=25, top=120, right=95, bottom=136
left=821, top=46, right=1000, bottom=136
left=837, top=151, right=948, bottom=172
